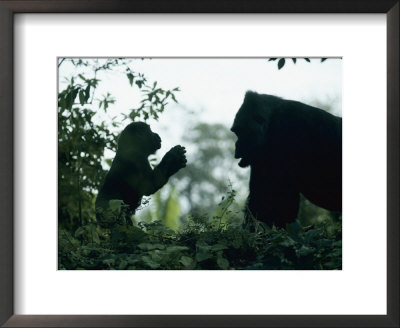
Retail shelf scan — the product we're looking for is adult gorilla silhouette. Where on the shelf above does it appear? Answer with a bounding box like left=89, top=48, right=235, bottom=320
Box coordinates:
left=231, top=91, right=342, bottom=228
left=96, top=122, right=186, bottom=227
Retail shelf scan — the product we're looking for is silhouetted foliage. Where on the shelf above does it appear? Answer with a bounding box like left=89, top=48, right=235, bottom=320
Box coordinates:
left=59, top=192, right=342, bottom=270
left=96, top=122, right=187, bottom=228
left=268, top=57, right=329, bottom=70
left=231, top=91, right=342, bottom=228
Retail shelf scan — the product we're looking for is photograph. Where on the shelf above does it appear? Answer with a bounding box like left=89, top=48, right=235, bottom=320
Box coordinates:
left=58, top=57, right=342, bottom=270
left=1, top=0, right=397, bottom=324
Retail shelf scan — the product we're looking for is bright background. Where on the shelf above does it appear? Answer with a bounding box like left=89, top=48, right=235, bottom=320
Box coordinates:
left=14, top=14, right=386, bottom=314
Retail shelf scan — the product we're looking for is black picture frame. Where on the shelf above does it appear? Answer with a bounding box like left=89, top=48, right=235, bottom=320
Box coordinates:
left=0, top=1, right=398, bottom=327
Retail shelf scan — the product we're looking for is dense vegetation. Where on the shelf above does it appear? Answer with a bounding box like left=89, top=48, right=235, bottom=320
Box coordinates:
left=58, top=58, right=342, bottom=270
left=59, top=193, right=342, bottom=270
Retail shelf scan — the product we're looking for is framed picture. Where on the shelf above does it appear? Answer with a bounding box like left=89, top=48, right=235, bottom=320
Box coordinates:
left=0, top=0, right=398, bottom=327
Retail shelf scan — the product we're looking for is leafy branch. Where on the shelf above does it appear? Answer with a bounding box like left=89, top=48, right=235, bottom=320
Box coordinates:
left=268, top=57, right=329, bottom=70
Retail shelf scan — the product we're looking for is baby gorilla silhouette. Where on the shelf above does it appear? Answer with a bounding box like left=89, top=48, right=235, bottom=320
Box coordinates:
left=96, top=122, right=186, bottom=227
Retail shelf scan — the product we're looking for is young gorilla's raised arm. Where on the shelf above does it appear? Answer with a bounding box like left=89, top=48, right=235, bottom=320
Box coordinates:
left=126, top=144, right=186, bottom=197
left=95, top=122, right=186, bottom=226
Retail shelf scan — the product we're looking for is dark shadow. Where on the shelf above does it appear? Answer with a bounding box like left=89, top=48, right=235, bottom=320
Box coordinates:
left=231, top=91, right=342, bottom=228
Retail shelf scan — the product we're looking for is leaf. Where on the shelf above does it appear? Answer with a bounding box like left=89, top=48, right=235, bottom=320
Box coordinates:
left=103, top=259, right=115, bottom=267
left=286, top=221, right=302, bottom=237
left=149, top=250, right=163, bottom=262
left=129, top=111, right=140, bottom=121
left=315, top=238, right=333, bottom=248
left=141, top=256, right=160, bottom=269
left=78, top=74, right=87, bottom=82
left=79, top=90, right=85, bottom=105
left=118, top=260, right=128, bottom=270
left=180, top=256, right=193, bottom=267
left=65, top=88, right=78, bottom=109
left=74, top=226, right=86, bottom=238
left=321, top=58, right=327, bottom=62
left=279, top=237, right=296, bottom=247
left=211, top=244, right=229, bottom=251
left=195, top=242, right=213, bottom=262
left=90, top=230, right=100, bottom=244
left=84, top=85, right=91, bottom=101
left=323, top=261, right=339, bottom=269
left=166, top=245, right=189, bottom=253
left=138, top=243, right=165, bottom=251
left=86, top=224, right=100, bottom=244
left=217, top=256, right=229, bottom=270
left=196, top=250, right=213, bottom=262
left=58, top=96, right=66, bottom=109
left=108, top=199, right=124, bottom=213
left=291, top=58, right=297, bottom=64
left=126, top=73, right=134, bottom=86
left=135, top=80, right=144, bottom=88
left=277, top=58, right=286, bottom=70
left=105, top=159, right=113, bottom=167
left=125, top=227, right=147, bottom=245
left=268, top=58, right=277, bottom=61
left=297, top=245, right=315, bottom=257
left=127, top=255, right=139, bottom=265
left=304, top=58, right=310, bottom=62
left=304, top=229, right=322, bottom=244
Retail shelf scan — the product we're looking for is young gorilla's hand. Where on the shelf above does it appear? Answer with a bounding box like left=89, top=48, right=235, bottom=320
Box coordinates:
left=162, top=145, right=187, bottom=176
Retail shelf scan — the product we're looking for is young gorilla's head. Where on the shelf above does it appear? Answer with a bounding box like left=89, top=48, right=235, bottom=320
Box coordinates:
left=117, top=122, right=162, bottom=159
left=231, top=91, right=280, bottom=167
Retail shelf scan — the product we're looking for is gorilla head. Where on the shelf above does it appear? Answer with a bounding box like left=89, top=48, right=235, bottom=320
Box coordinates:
left=231, top=92, right=281, bottom=167
left=117, top=122, right=162, bottom=160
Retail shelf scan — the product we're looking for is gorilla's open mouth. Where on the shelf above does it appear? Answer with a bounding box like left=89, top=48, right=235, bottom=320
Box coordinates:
left=238, top=158, right=250, bottom=168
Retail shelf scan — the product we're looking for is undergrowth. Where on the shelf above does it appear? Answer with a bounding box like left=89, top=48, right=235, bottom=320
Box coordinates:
left=58, top=209, right=342, bottom=270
